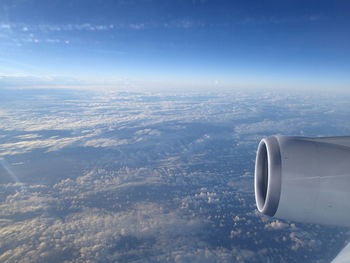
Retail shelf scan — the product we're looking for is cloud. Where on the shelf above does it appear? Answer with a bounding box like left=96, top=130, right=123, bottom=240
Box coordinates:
left=264, top=220, right=289, bottom=230
left=16, top=134, right=41, bottom=140
left=194, top=134, right=210, bottom=143
left=83, top=138, right=129, bottom=148
left=0, top=73, right=84, bottom=88
left=0, top=190, right=55, bottom=217
left=0, top=90, right=348, bottom=262
left=0, top=135, right=133, bottom=156
left=0, top=168, right=214, bottom=263
left=0, top=164, right=269, bottom=262
left=169, top=19, right=204, bottom=29
left=233, top=119, right=305, bottom=136
left=0, top=136, right=86, bottom=156
left=0, top=204, right=208, bottom=262
left=237, top=14, right=324, bottom=25
left=0, top=110, right=7, bottom=117
left=135, top=128, right=161, bottom=136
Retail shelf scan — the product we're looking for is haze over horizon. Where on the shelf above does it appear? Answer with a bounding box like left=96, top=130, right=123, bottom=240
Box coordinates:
left=0, top=0, right=349, bottom=91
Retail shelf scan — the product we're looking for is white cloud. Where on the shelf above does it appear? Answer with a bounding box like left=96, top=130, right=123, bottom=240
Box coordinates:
left=0, top=90, right=348, bottom=262
left=135, top=128, right=161, bottom=136
left=0, top=190, right=54, bottom=217
left=16, top=134, right=41, bottom=140
left=0, top=73, right=83, bottom=88
left=264, top=220, right=289, bottom=230
left=0, top=136, right=86, bottom=156
left=83, top=138, right=129, bottom=148
left=0, top=191, right=210, bottom=262
left=0, top=166, right=263, bottom=263
left=195, top=134, right=210, bottom=143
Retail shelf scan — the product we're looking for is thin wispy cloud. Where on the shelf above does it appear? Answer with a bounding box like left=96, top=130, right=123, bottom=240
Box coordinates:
left=0, top=73, right=84, bottom=88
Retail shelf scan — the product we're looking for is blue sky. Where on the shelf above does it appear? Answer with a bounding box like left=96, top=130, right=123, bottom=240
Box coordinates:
left=0, top=0, right=349, bottom=91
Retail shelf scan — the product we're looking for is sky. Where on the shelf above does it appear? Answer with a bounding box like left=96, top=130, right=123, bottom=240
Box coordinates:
left=0, top=0, right=349, bottom=91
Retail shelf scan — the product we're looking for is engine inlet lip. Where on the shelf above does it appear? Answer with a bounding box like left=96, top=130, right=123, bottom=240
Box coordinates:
left=254, top=136, right=282, bottom=217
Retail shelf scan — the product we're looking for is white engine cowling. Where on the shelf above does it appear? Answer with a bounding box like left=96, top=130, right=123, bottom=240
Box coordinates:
left=254, top=135, right=350, bottom=227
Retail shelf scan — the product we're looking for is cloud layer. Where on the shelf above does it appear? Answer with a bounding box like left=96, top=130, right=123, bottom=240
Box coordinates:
left=0, top=90, right=349, bottom=262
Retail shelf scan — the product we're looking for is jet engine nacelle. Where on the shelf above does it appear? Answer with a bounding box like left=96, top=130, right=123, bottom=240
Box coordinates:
left=255, top=135, right=350, bottom=227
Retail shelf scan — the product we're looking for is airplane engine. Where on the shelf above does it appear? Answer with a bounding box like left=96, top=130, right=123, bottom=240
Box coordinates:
left=254, top=135, right=350, bottom=227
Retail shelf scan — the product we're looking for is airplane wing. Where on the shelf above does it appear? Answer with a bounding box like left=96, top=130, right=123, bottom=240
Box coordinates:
left=332, top=243, right=350, bottom=263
